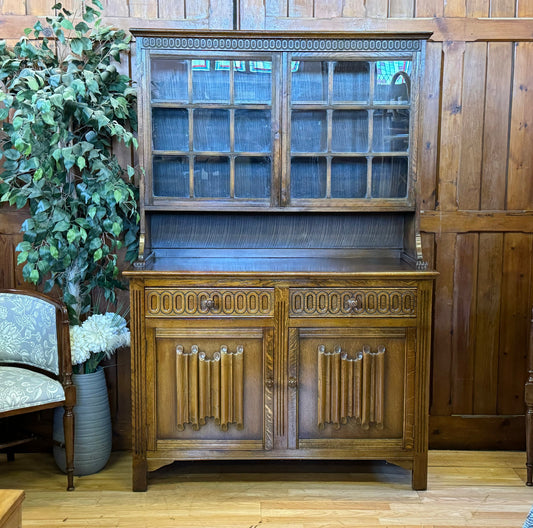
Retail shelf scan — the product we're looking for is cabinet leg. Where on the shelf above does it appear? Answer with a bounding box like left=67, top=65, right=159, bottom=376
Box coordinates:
left=412, top=453, right=428, bottom=491
left=132, top=456, right=148, bottom=492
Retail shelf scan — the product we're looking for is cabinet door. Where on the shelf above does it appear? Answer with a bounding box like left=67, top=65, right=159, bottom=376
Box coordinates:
left=149, top=55, right=279, bottom=207
left=147, top=327, right=274, bottom=451
left=285, top=57, right=414, bottom=207
left=291, top=327, right=416, bottom=449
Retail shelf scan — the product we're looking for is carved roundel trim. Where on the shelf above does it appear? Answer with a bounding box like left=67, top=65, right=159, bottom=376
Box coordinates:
left=289, top=288, right=417, bottom=317
left=141, top=37, right=421, bottom=52
left=145, top=288, right=274, bottom=317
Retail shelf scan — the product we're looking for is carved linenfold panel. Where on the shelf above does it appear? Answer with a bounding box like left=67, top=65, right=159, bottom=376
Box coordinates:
left=290, top=288, right=416, bottom=317
left=146, top=288, right=274, bottom=317
left=176, top=345, right=244, bottom=432
left=318, top=345, right=385, bottom=430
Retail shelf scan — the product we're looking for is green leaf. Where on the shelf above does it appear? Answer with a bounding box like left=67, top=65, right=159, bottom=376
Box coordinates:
left=53, top=220, right=70, bottom=232
left=27, top=76, right=39, bottom=91
left=93, top=248, right=103, bottom=261
left=49, top=245, right=59, bottom=258
left=17, top=251, right=28, bottom=264
left=60, top=19, right=74, bottom=30
left=70, top=38, right=83, bottom=56
left=42, top=112, right=55, bottom=125
left=4, top=149, right=20, bottom=161
left=113, top=189, right=123, bottom=203
left=29, top=268, right=39, bottom=283
left=67, top=228, right=77, bottom=243
left=75, top=21, right=90, bottom=33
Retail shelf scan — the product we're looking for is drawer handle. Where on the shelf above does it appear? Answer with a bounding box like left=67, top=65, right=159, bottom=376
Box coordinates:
left=265, top=377, right=274, bottom=389
left=200, top=297, right=219, bottom=311
left=344, top=297, right=359, bottom=312
left=288, top=377, right=298, bottom=389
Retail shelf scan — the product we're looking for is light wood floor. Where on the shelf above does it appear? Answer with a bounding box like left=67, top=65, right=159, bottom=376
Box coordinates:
left=0, top=451, right=532, bottom=527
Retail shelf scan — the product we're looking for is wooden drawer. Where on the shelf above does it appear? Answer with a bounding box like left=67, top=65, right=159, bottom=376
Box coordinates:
left=289, top=288, right=417, bottom=317
left=145, top=288, right=274, bottom=317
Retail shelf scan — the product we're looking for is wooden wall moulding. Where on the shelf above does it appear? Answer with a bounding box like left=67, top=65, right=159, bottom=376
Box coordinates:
left=126, top=29, right=437, bottom=493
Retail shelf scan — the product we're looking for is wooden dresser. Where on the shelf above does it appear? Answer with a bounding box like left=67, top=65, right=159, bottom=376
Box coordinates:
left=126, top=30, right=437, bottom=491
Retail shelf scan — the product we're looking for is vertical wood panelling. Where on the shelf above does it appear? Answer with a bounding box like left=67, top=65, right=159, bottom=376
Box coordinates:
left=240, top=0, right=266, bottom=29
left=128, top=0, right=157, bottom=18
left=389, top=0, right=414, bottom=17
left=314, top=0, right=344, bottom=18
left=430, top=233, right=456, bottom=416
left=490, top=0, right=516, bottom=16
left=158, top=0, right=185, bottom=20
left=415, top=0, right=443, bottom=16
left=444, top=0, right=466, bottom=16
left=481, top=43, right=512, bottom=210
left=288, top=0, right=314, bottom=17
left=467, top=0, right=490, bottom=16
left=0, top=0, right=25, bottom=15
left=185, top=0, right=208, bottom=20
left=518, top=0, right=533, bottom=16
left=473, top=233, right=503, bottom=414
left=102, top=0, right=129, bottom=17
left=26, top=0, right=57, bottom=15
left=365, top=0, right=388, bottom=17
left=207, top=0, right=233, bottom=28
left=0, top=235, right=16, bottom=289
left=266, top=0, right=286, bottom=17
left=507, top=42, right=533, bottom=211
left=498, top=234, right=533, bottom=414
left=341, top=0, right=366, bottom=17
left=418, top=42, right=442, bottom=212
left=438, top=41, right=465, bottom=211
left=457, top=42, right=487, bottom=210
left=451, top=233, right=479, bottom=414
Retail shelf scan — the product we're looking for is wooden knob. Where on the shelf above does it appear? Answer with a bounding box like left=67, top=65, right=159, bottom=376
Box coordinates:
left=201, top=298, right=217, bottom=311
left=344, top=297, right=359, bottom=311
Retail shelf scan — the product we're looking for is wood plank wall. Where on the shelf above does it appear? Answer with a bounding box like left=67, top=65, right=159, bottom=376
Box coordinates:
left=0, top=0, right=532, bottom=450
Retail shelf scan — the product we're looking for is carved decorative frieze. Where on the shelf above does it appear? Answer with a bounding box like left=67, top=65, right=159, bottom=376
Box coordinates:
left=146, top=288, right=274, bottom=317
left=290, top=288, right=416, bottom=317
left=318, top=344, right=385, bottom=430
left=176, top=345, right=244, bottom=432
left=141, top=36, right=422, bottom=53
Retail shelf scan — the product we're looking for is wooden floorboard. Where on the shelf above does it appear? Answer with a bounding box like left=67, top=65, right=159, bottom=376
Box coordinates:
left=0, top=451, right=531, bottom=527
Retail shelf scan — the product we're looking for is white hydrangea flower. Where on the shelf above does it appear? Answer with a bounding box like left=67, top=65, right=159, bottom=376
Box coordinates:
left=70, top=312, right=130, bottom=366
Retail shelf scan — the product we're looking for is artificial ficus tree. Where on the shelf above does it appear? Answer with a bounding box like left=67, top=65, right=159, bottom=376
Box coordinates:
left=0, top=0, right=139, bottom=325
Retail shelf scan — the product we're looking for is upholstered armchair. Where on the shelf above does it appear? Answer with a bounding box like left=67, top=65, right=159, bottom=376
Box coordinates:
left=0, top=289, right=76, bottom=490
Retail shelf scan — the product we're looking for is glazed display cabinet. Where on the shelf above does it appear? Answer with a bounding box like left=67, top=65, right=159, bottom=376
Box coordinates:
left=125, top=30, right=437, bottom=491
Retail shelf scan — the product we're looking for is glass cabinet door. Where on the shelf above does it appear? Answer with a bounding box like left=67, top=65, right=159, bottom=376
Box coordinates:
left=287, top=58, right=412, bottom=204
left=149, top=56, right=276, bottom=204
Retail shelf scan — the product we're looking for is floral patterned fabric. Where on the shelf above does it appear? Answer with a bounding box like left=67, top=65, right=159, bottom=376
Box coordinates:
left=0, top=292, right=59, bottom=375
left=0, top=366, right=65, bottom=413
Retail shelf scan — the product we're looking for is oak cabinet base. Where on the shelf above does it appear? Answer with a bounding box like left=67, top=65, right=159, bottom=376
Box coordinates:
left=127, top=266, right=435, bottom=491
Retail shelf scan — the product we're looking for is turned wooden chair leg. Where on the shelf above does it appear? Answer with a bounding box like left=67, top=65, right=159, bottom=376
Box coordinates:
left=63, top=405, right=75, bottom=491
